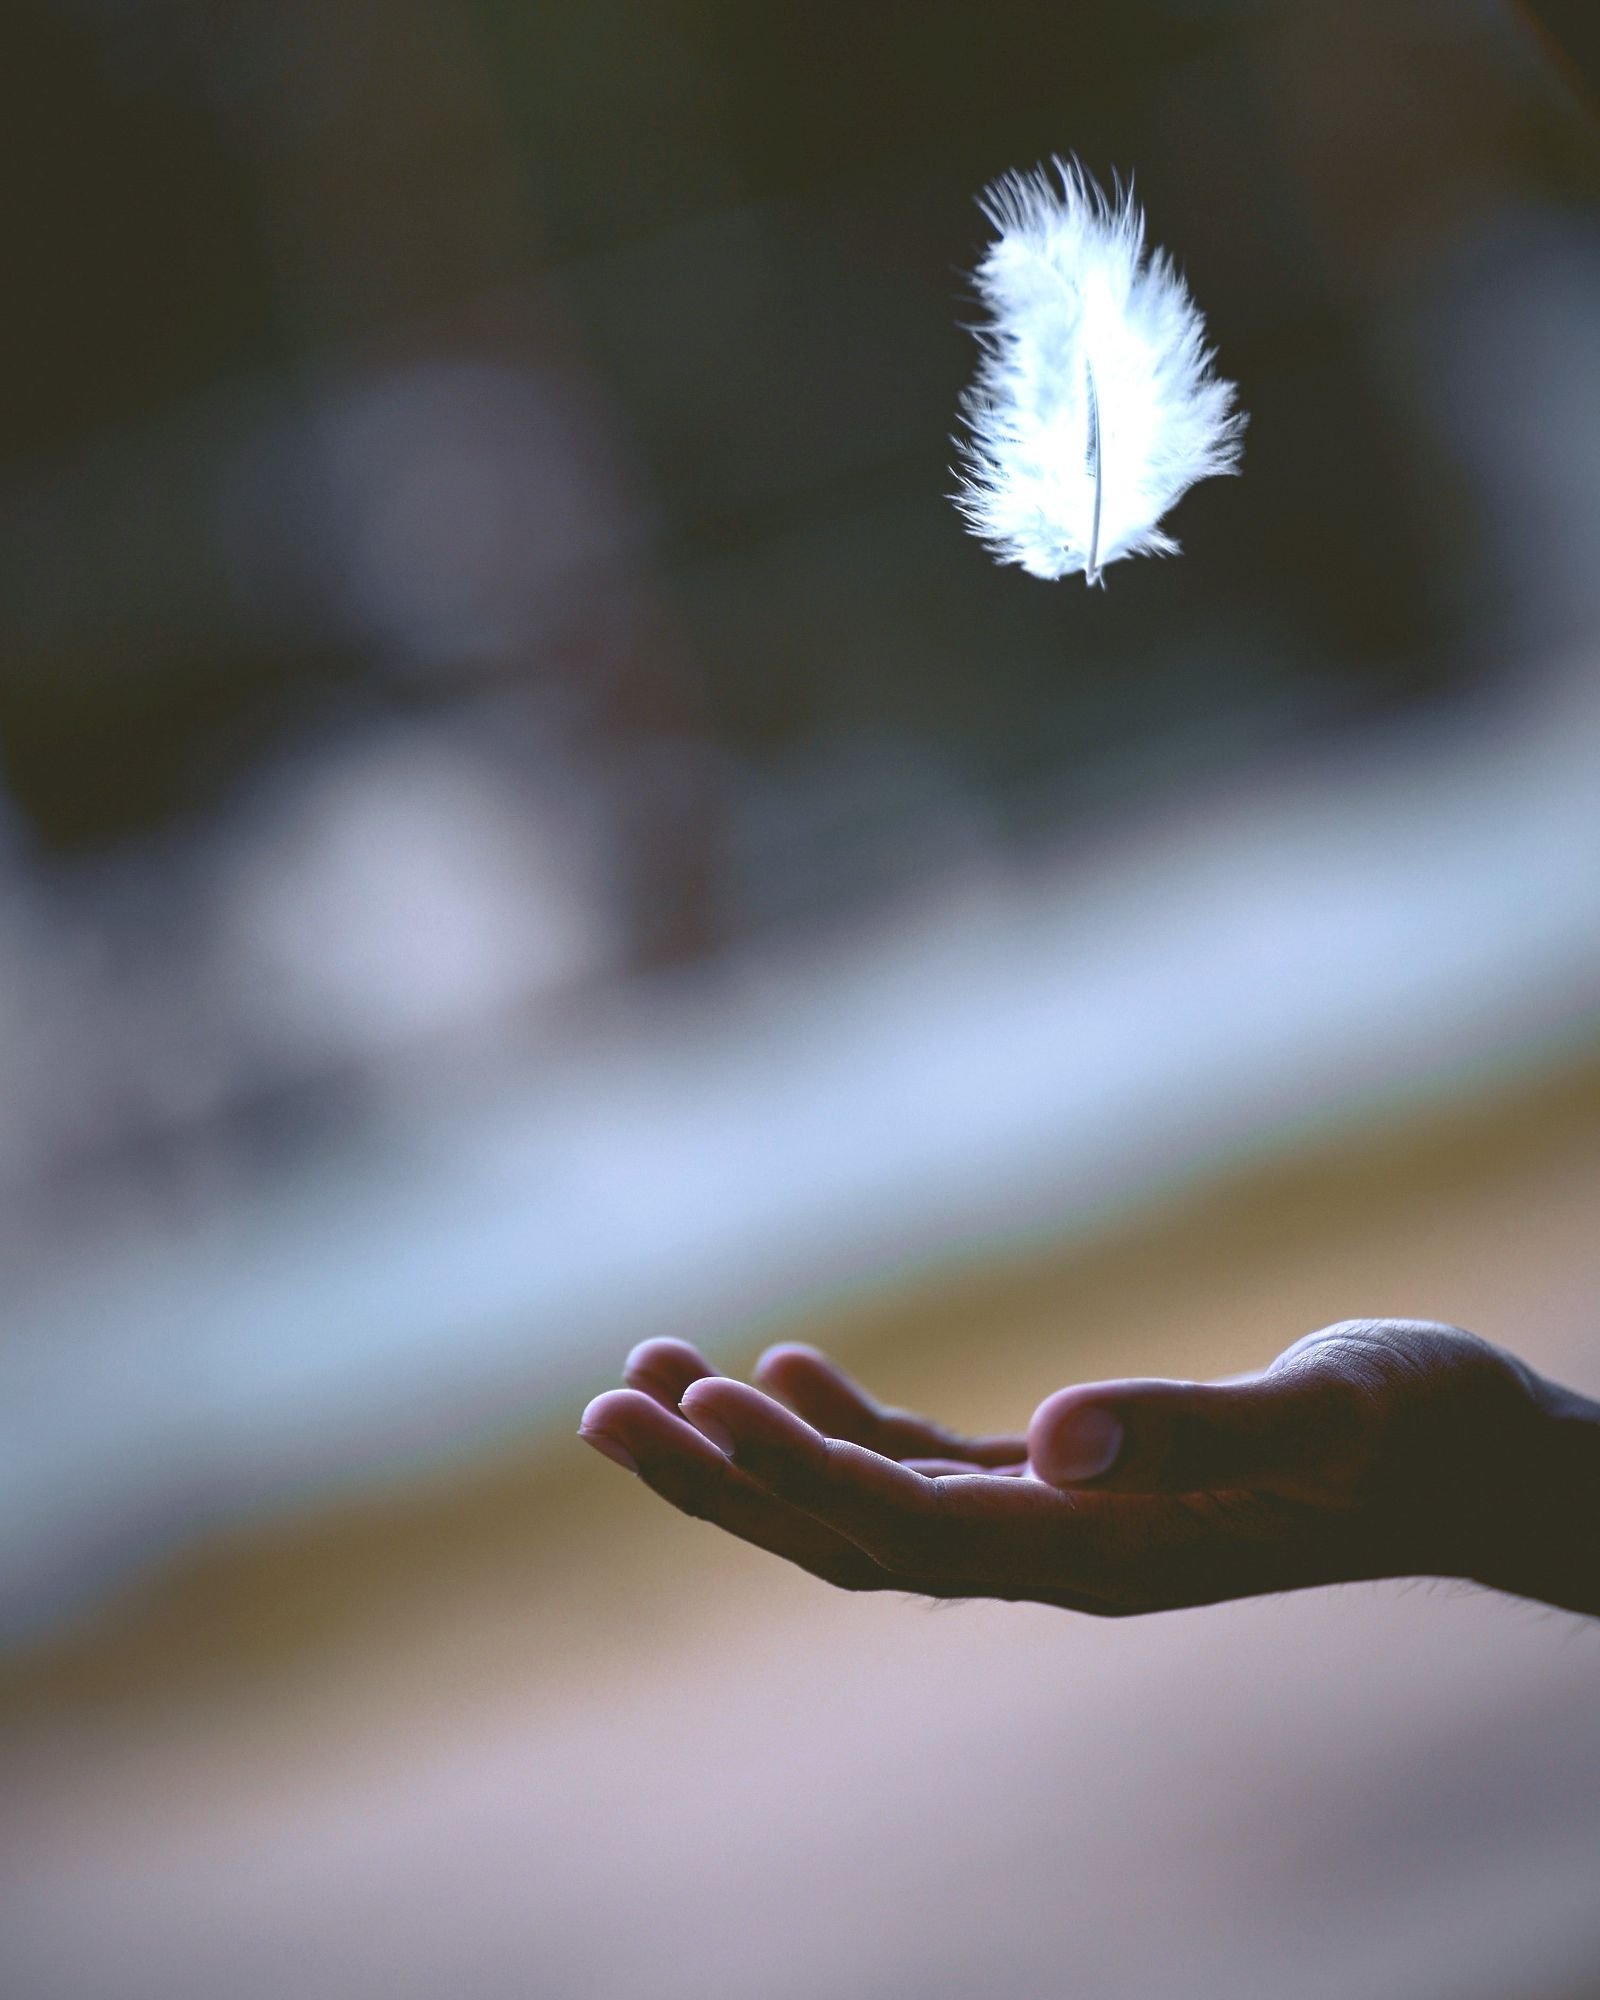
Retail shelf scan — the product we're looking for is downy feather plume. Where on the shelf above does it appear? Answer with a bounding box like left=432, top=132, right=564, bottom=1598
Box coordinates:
left=953, top=159, right=1245, bottom=585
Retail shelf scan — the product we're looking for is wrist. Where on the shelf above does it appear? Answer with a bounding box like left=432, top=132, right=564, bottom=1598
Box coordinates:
left=1472, top=1367, right=1600, bottom=1616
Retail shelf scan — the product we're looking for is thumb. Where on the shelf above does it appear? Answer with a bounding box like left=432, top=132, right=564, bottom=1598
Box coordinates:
left=1027, top=1370, right=1361, bottom=1498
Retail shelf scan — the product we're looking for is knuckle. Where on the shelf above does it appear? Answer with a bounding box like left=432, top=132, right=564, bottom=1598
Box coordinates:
left=1277, top=1323, right=1396, bottom=1401
left=1284, top=1319, right=1480, bottom=1397
left=1294, top=1319, right=1529, bottom=1450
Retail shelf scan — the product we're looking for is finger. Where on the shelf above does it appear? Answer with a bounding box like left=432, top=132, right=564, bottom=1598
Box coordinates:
left=579, top=1390, right=892, bottom=1591
left=1027, top=1370, right=1366, bottom=1500
left=753, top=1344, right=1027, bottom=1468
left=681, top=1378, right=938, bottom=1570
left=681, top=1379, right=1093, bottom=1590
left=623, top=1337, right=718, bottom=1412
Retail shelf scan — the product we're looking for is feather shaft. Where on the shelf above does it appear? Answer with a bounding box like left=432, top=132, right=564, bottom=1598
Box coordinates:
left=1084, top=363, right=1104, bottom=588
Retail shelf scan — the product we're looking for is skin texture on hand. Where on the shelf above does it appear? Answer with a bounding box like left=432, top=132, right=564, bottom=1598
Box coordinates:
left=579, top=1321, right=1600, bottom=1619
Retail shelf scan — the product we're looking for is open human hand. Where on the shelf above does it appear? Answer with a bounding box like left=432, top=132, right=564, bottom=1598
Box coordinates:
left=580, top=1321, right=1599, bottom=1617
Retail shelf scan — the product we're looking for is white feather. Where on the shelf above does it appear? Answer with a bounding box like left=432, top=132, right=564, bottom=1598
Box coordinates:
left=953, top=159, right=1245, bottom=585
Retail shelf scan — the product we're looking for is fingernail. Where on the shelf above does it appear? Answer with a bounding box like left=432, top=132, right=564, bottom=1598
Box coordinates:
left=579, top=1429, right=639, bottom=1475
left=1036, top=1406, right=1122, bottom=1484
left=680, top=1403, right=736, bottom=1458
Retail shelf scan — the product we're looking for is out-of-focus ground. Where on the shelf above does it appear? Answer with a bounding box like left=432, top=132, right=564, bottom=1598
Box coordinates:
left=3, top=1061, right=1598, bottom=2000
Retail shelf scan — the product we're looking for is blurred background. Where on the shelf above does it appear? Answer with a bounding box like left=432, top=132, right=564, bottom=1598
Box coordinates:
left=3, top=1, right=1600, bottom=1995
